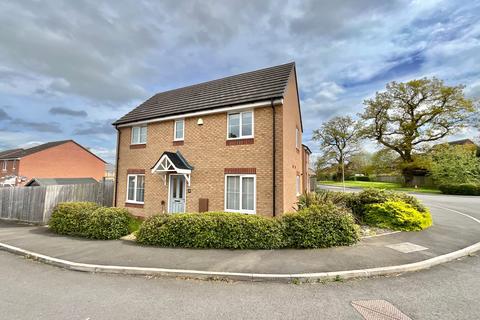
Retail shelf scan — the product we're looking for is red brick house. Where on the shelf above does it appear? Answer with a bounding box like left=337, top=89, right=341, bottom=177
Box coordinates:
left=113, top=62, right=311, bottom=217
left=0, top=140, right=106, bottom=186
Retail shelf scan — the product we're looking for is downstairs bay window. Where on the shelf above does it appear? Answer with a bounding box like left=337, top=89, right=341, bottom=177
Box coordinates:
left=127, top=174, right=145, bottom=203
left=225, top=174, right=256, bottom=214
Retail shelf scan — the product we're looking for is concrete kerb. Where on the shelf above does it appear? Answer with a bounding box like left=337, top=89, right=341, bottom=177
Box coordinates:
left=0, top=204, right=479, bottom=283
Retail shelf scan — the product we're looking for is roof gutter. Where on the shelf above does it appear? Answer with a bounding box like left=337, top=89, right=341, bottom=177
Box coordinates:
left=115, top=98, right=284, bottom=128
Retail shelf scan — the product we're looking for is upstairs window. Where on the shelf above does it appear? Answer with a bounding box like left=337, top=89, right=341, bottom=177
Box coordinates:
left=228, top=111, right=253, bottom=139
left=127, top=174, right=145, bottom=203
left=174, top=119, right=184, bottom=141
left=131, top=126, right=147, bottom=144
left=2, top=160, right=6, bottom=171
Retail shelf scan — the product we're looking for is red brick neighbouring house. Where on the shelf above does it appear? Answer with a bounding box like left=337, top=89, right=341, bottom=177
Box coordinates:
left=113, top=62, right=312, bottom=217
left=0, top=140, right=106, bottom=186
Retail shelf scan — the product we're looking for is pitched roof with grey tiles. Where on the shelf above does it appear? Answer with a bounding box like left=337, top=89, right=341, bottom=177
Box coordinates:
left=25, top=177, right=98, bottom=186
left=113, top=62, right=296, bottom=125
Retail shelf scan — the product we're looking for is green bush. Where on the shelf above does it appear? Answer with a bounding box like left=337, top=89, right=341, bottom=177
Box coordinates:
left=354, top=176, right=370, bottom=181
left=438, top=183, right=480, bottom=195
left=48, top=202, right=99, bottom=237
left=137, top=208, right=361, bottom=249
left=87, top=207, right=134, bottom=240
left=297, top=191, right=351, bottom=210
left=364, top=201, right=432, bottom=231
left=137, top=212, right=285, bottom=249
left=49, top=202, right=134, bottom=240
left=346, top=188, right=426, bottom=220
left=283, top=204, right=359, bottom=248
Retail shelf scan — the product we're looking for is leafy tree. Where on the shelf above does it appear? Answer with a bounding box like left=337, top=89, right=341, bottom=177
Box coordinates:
left=430, top=144, right=480, bottom=184
left=361, top=77, right=475, bottom=185
left=370, top=148, right=400, bottom=175
left=312, top=116, right=363, bottom=185
left=348, top=151, right=373, bottom=176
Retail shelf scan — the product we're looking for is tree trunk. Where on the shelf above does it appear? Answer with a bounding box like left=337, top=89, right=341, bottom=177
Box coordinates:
left=402, top=169, right=415, bottom=186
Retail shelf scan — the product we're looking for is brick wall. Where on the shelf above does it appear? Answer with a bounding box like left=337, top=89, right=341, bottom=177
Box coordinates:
left=281, top=68, right=304, bottom=213
left=116, top=105, right=285, bottom=217
left=18, top=141, right=105, bottom=184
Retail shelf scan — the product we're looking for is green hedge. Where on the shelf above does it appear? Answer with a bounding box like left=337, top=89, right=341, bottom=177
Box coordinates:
left=346, top=188, right=427, bottom=220
left=438, top=183, right=480, bottom=195
left=48, top=202, right=99, bottom=237
left=136, top=212, right=285, bottom=249
left=137, top=207, right=360, bottom=249
left=364, top=201, right=432, bottom=231
left=283, top=204, right=359, bottom=248
left=49, top=202, right=135, bottom=240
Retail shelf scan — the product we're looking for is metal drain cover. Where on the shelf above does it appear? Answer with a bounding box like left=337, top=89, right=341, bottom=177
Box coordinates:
left=351, top=300, right=412, bottom=320
left=386, top=242, right=428, bottom=253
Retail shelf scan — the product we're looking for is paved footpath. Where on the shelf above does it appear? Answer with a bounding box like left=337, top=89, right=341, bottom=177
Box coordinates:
left=0, top=193, right=479, bottom=276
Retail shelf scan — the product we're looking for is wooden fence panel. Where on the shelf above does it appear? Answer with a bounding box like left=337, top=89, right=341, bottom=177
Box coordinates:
left=0, top=181, right=114, bottom=224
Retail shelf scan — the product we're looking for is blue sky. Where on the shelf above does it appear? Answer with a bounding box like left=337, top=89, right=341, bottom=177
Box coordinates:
left=0, top=0, right=479, bottom=163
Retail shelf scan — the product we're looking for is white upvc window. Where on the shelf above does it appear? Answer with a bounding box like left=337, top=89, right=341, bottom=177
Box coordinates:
left=2, top=160, right=6, bottom=171
left=295, top=127, right=299, bottom=149
left=126, top=174, right=145, bottom=203
left=174, top=119, right=184, bottom=141
left=131, top=126, right=147, bottom=144
left=296, top=175, right=301, bottom=196
left=225, top=174, right=256, bottom=214
left=227, top=110, right=253, bottom=139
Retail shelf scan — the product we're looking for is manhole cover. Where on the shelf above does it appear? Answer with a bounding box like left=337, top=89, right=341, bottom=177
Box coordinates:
left=386, top=242, right=428, bottom=253
left=351, top=300, right=412, bottom=320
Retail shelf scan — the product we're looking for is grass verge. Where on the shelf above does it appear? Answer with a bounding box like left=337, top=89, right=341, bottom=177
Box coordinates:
left=318, top=180, right=441, bottom=194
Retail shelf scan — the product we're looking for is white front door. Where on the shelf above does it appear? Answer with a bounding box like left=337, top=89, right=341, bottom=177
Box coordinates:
left=169, top=175, right=186, bottom=213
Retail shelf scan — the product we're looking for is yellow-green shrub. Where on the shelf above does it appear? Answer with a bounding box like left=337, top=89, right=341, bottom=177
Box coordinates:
left=364, top=200, right=432, bottom=231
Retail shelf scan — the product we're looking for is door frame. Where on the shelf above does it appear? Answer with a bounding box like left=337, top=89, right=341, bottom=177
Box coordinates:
left=167, top=173, right=187, bottom=213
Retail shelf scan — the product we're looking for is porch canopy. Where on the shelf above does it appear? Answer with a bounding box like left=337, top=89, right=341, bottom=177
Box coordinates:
left=151, top=151, right=193, bottom=185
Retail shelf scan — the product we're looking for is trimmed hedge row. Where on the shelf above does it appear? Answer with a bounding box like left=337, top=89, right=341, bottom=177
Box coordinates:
left=136, top=212, right=285, bottom=249
left=438, top=183, right=480, bottom=195
left=136, top=205, right=360, bottom=249
left=364, top=201, right=432, bottom=231
left=283, top=204, right=359, bottom=248
left=49, top=202, right=134, bottom=240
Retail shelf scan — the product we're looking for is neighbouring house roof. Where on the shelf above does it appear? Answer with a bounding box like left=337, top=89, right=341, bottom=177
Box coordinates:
left=0, top=140, right=106, bottom=163
left=25, top=177, right=98, bottom=186
left=302, top=144, right=312, bottom=154
left=113, top=62, right=296, bottom=125
left=448, top=138, right=476, bottom=146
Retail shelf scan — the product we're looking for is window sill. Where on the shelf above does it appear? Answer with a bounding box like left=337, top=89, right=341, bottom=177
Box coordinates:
left=130, top=144, right=146, bottom=149
left=226, top=138, right=254, bottom=146
left=125, top=202, right=144, bottom=208
left=173, top=140, right=184, bottom=146
left=225, top=209, right=256, bottom=215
